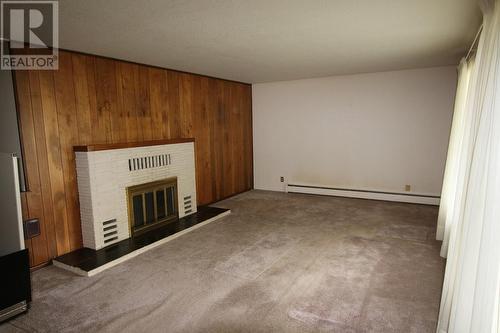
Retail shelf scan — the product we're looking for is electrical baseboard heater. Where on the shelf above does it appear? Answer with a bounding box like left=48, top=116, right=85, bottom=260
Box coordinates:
left=286, top=183, right=440, bottom=205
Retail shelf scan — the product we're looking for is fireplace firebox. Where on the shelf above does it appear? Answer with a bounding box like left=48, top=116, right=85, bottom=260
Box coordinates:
left=127, top=177, right=178, bottom=237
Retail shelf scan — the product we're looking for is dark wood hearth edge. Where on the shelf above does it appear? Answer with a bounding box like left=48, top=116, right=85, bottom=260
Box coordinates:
left=74, top=138, right=195, bottom=152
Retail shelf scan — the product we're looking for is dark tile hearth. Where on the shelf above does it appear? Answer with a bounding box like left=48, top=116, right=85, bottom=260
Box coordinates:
left=53, top=206, right=229, bottom=273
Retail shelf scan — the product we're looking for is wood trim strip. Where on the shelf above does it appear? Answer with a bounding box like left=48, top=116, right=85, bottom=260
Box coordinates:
left=74, top=138, right=195, bottom=152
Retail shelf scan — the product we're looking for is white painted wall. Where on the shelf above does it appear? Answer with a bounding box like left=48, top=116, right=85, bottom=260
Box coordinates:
left=253, top=66, right=457, bottom=196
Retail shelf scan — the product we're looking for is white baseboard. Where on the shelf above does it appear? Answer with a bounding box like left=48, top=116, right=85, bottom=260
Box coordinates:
left=286, top=183, right=440, bottom=205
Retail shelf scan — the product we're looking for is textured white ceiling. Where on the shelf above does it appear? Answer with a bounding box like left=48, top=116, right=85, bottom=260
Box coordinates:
left=59, top=0, right=481, bottom=83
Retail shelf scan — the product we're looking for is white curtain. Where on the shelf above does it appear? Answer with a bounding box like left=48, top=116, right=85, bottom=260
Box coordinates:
left=436, top=58, right=472, bottom=257
left=437, top=0, right=500, bottom=331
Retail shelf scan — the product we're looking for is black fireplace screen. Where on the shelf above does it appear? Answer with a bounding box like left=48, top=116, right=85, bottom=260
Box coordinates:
left=127, top=178, right=178, bottom=236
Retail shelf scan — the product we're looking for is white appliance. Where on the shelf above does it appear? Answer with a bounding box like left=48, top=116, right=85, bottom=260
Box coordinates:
left=0, top=153, right=25, bottom=256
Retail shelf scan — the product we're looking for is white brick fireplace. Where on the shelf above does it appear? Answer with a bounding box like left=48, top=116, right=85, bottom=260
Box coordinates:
left=74, top=139, right=197, bottom=250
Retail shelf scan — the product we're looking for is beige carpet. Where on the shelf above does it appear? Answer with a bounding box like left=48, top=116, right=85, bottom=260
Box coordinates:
left=0, top=190, right=445, bottom=333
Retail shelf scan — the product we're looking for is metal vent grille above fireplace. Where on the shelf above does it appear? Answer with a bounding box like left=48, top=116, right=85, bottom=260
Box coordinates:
left=128, top=154, right=171, bottom=171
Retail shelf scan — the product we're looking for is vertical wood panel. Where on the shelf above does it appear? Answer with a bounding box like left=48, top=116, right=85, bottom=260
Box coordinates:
left=118, top=62, right=140, bottom=142
left=166, top=70, right=181, bottom=139
left=179, top=73, right=194, bottom=138
left=137, top=67, right=153, bottom=141
left=194, top=77, right=212, bottom=204
left=53, top=53, right=82, bottom=251
left=222, top=81, right=235, bottom=197
left=38, top=70, right=72, bottom=255
left=15, top=71, right=49, bottom=265
left=235, top=84, right=245, bottom=193
left=15, top=50, right=252, bottom=267
left=94, top=57, right=115, bottom=143
left=86, top=57, right=107, bottom=144
left=149, top=68, right=168, bottom=140
left=244, top=86, right=254, bottom=189
left=207, top=78, right=218, bottom=200
left=213, top=80, right=225, bottom=199
left=72, top=54, right=93, bottom=144
left=28, top=71, right=57, bottom=260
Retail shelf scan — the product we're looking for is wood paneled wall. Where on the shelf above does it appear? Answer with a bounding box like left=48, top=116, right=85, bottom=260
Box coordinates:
left=14, top=50, right=253, bottom=267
